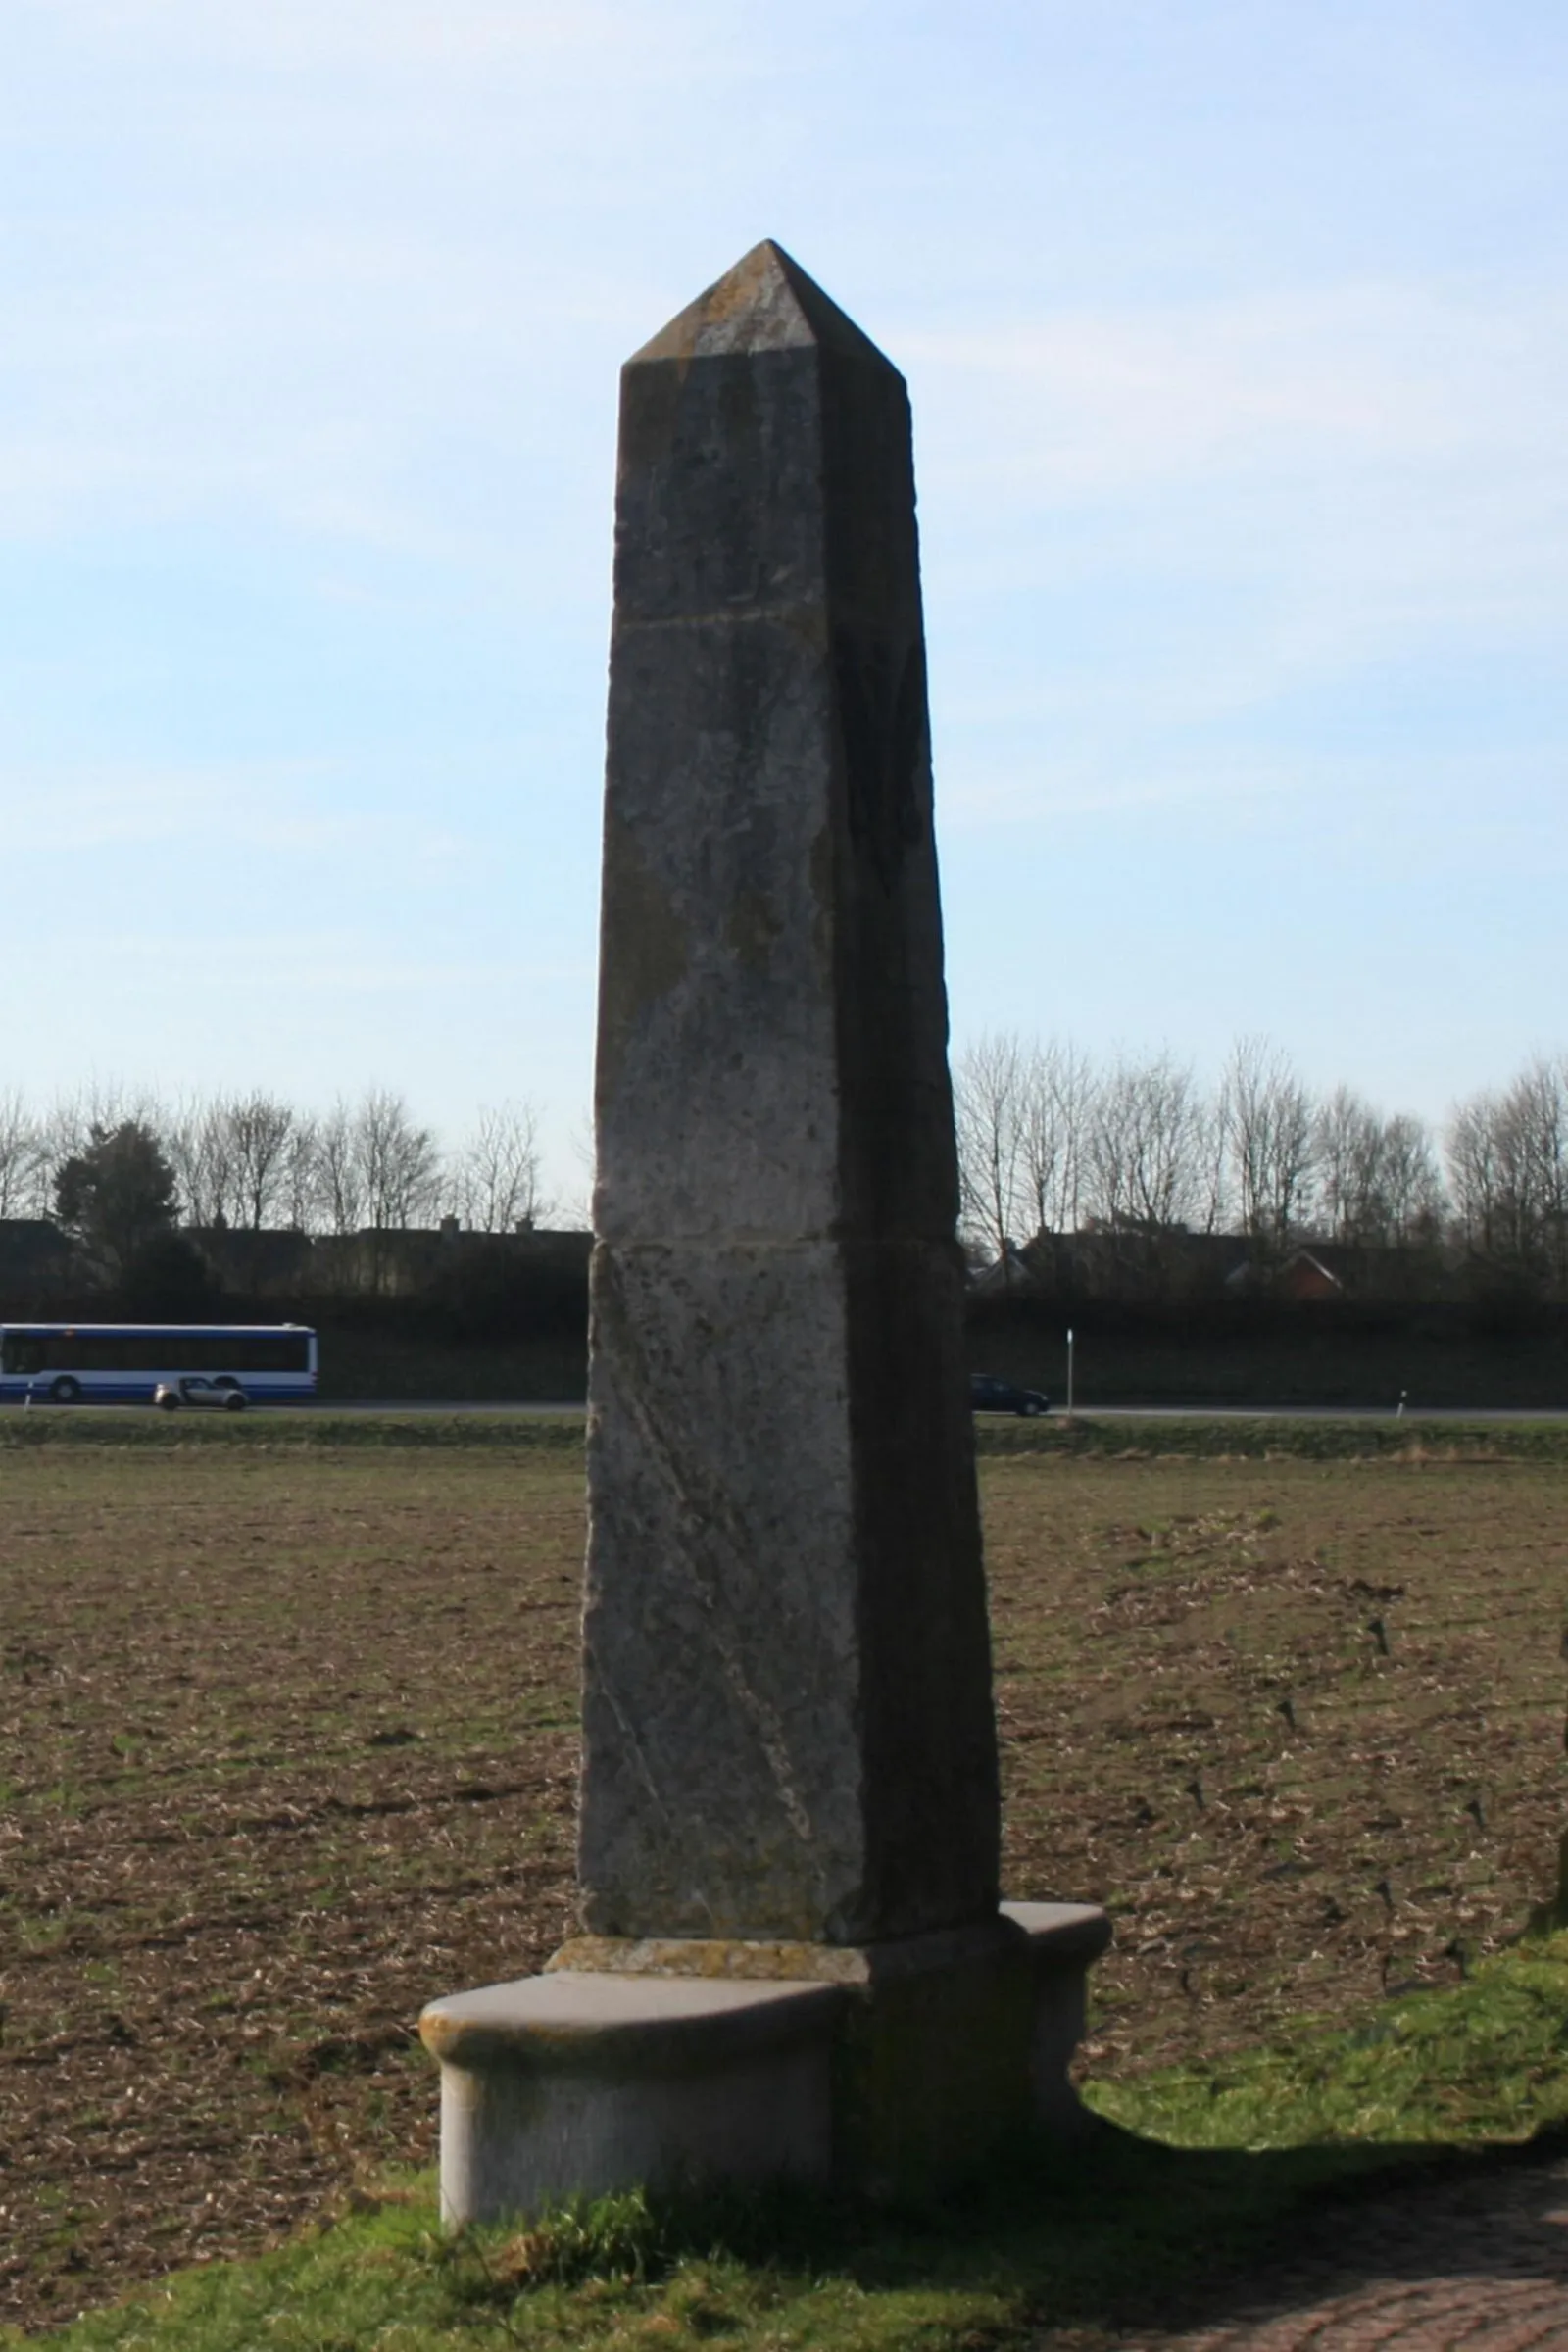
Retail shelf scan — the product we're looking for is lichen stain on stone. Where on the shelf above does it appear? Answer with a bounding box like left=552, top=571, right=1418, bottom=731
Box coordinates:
left=679, top=246, right=795, bottom=356
left=706, top=246, right=773, bottom=328
left=631, top=246, right=810, bottom=388
left=550, top=1935, right=876, bottom=1984
left=416, top=2006, right=471, bottom=2063
left=596, top=811, right=691, bottom=1104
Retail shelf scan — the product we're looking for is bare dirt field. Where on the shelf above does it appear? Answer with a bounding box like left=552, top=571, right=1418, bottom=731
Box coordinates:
left=2, top=1443, right=1566, bottom=2333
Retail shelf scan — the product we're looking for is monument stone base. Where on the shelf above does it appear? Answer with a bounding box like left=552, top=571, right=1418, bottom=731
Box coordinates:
left=419, top=1901, right=1110, bottom=2227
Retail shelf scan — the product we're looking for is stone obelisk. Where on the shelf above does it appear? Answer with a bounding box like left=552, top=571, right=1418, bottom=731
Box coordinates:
left=581, top=237, right=1000, bottom=1948
left=420, top=246, right=1107, bottom=2224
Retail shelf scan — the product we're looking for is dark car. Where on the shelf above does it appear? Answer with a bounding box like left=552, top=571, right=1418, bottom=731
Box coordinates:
left=969, top=1373, right=1050, bottom=1418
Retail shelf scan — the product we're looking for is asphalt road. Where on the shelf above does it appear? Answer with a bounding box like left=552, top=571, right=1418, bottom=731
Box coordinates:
left=311, top=1399, right=1568, bottom=1420
left=6, top=1397, right=1565, bottom=1420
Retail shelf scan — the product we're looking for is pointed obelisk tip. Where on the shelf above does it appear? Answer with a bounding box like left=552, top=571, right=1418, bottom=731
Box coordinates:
left=629, top=240, right=895, bottom=370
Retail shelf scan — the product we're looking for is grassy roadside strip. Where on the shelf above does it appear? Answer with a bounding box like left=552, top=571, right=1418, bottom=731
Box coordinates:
left=5, top=1410, right=1568, bottom=1461
left=976, top=1413, right=1568, bottom=1461
left=0, top=1409, right=587, bottom=1451
left=16, top=1935, right=1568, bottom=2352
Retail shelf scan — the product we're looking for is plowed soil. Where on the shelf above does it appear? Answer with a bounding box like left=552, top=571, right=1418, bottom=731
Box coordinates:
left=2, top=1446, right=1565, bottom=2333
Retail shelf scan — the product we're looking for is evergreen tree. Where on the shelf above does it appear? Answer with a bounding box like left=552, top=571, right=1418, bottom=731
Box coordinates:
left=54, top=1121, right=179, bottom=1272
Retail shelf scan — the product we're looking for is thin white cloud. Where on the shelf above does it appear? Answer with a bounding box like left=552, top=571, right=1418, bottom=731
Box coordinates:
left=0, top=761, right=465, bottom=858
left=906, top=283, right=1544, bottom=485
left=940, top=734, right=1568, bottom=866
left=907, top=284, right=1567, bottom=570
left=49, top=928, right=592, bottom=996
left=904, top=277, right=1568, bottom=736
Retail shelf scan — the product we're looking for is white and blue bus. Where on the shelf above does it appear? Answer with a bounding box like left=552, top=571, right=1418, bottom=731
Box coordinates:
left=0, top=1323, right=318, bottom=1407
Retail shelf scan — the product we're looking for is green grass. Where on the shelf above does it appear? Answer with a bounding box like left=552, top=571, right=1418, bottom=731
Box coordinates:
left=1087, top=1934, right=1568, bottom=2151
left=17, top=1933, right=1568, bottom=2352
left=0, top=1408, right=587, bottom=1450
left=976, top=1413, right=1568, bottom=1461
left=8, top=1409, right=1568, bottom=1462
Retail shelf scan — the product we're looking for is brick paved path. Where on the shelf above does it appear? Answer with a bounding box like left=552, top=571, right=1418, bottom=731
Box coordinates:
left=1144, top=2149, right=1568, bottom=2350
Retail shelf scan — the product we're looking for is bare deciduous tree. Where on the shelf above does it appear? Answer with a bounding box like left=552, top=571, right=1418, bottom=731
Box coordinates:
left=1379, top=1113, right=1446, bottom=1245
left=1016, top=1041, right=1096, bottom=1239
left=1223, top=1036, right=1315, bottom=1251
left=280, top=1114, right=319, bottom=1233
left=1317, top=1087, right=1443, bottom=1247
left=1446, top=1091, right=1504, bottom=1256
left=1315, top=1086, right=1384, bottom=1243
left=1452, top=1059, right=1568, bottom=1283
left=0, top=1092, right=45, bottom=1218
left=226, top=1094, right=296, bottom=1232
left=1086, top=1052, right=1213, bottom=1238
left=954, top=1033, right=1025, bottom=1263
left=356, top=1088, right=441, bottom=1233
left=1510, top=1060, right=1568, bottom=1288
left=448, top=1102, right=548, bottom=1232
left=166, top=1098, right=238, bottom=1229
left=314, top=1101, right=367, bottom=1237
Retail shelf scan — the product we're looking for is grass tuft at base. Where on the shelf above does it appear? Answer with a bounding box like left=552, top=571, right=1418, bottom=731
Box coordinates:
left=1086, top=1931, right=1568, bottom=2153
left=16, top=1932, right=1568, bottom=2352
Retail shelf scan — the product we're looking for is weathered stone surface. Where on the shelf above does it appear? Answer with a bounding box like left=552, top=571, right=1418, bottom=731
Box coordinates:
left=422, top=1972, right=840, bottom=2225
left=582, top=240, right=1000, bottom=1944
left=596, top=238, right=958, bottom=1246
left=419, top=1906, right=1110, bottom=2221
left=550, top=1902, right=1112, bottom=1987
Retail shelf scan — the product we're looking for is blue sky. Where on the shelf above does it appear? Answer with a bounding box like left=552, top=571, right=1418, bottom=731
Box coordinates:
left=3, top=1, right=1564, bottom=1210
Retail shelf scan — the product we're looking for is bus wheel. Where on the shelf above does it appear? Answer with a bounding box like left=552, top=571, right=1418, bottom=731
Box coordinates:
left=50, top=1377, right=82, bottom=1405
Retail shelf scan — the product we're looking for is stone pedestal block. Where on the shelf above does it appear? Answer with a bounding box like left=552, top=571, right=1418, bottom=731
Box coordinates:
left=421, top=1973, right=840, bottom=2229
left=420, top=1902, right=1110, bottom=2226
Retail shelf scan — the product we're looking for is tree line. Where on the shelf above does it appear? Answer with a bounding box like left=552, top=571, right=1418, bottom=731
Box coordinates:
left=0, top=1086, right=553, bottom=1276
left=10, top=1044, right=1568, bottom=1297
left=956, top=1035, right=1568, bottom=1290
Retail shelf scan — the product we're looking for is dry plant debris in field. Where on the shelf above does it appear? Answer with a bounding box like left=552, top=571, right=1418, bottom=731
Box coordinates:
left=0, top=1450, right=580, bottom=2333
left=1, top=1446, right=1566, bottom=2331
left=986, top=1455, right=1568, bottom=2082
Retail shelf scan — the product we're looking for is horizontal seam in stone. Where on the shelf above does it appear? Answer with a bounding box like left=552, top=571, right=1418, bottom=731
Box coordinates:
left=613, top=607, right=826, bottom=633
left=596, top=1235, right=953, bottom=1247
